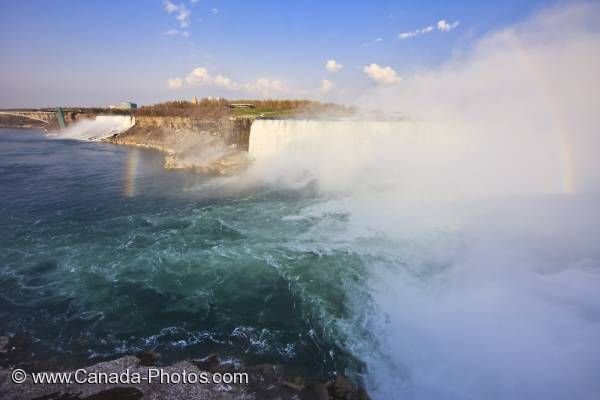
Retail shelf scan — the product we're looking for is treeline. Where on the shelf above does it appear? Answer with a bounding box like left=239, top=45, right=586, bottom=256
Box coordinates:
left=134, top=98, right=355, bottom=118
left=135, top=99, right=230, bottom=118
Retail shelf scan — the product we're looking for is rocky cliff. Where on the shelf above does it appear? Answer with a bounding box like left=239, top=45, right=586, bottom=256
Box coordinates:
left=107, top=116, right=253, bottom=175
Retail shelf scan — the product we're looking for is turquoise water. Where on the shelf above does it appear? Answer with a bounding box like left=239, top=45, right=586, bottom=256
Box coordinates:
left=0, top=129, right=368, bottom=378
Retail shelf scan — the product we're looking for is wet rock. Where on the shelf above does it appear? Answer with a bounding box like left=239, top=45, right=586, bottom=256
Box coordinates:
left=247, top=363, right=280, bottom=380
left=330, top=375, right=356, bottom=399
left=0, top=336, right=9, bottom=353
left=8, top=332, right=32, bottom=351
left=282, top=380, right=303, bottom=392
left=356, top=388, right=370, bottom=400
left=191, top=352, right=220, bottom=371
left=300, top=383, right=330, bottom=400
left=135, top=351, right=160, bottom=366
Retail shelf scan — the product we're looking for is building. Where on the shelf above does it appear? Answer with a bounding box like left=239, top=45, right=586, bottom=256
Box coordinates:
left=110, top=102, right=137, bottom=110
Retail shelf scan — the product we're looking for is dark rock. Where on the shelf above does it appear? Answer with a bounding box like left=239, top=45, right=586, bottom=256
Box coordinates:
left=0, top=336, right=9, bottom=353
left=300, top=383, right=330, bottom=400
left=357, top=388, right=371, bottom=400
left=191, top=352, right=220, bottom=371
left=330, top=375, right=356, bottom=399
left=247, top=363, right=279, bottom=379
left=84, top=387, right=143, bottom=400
left=135, top=351, right=159, bottom=366
left=282, top=380, right=303, bottom=391
left=9, top=332, right=31, bottom=351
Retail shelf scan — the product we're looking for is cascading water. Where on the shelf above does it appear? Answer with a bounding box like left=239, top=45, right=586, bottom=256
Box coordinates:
left=49, top=115, right=134, bottom=141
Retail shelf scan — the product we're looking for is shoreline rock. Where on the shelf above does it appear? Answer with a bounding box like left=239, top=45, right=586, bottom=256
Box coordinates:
left=0, top=349, right=371, bottom=400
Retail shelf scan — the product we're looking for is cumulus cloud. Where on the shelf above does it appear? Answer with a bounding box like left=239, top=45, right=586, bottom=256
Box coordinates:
left=325, top=59, right=343, bottom=73
left=164, top=0, right=191, bottom=28
left=182, top=67, right=286, bottom=97
left=167, top=78, right=183, bottom=89
left=186, top=67, right=212, bottom=85
left=363, top=63, right=401, bottom=85
left=214, top=74, right=239, bottom=90
left=244, top=78, right=286, bottom=97
left=320, top=79, right=335, bottom=93
left=398, top=19, right=459, bottom=40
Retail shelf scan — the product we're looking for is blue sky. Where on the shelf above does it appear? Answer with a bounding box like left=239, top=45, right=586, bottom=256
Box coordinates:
left=0, top=0, right=559, bottom=107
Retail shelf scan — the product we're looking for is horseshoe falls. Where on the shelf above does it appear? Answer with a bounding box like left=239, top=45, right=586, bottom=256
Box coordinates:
left=245, top=119, right=600, bottom=399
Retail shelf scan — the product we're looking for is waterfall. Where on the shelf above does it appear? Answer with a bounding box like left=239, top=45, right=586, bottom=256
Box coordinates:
left=246, top=118, right=565, bottom=197
left=49, top=115, right=134, bottom=141
left=248, top=119, right=466, bottom=160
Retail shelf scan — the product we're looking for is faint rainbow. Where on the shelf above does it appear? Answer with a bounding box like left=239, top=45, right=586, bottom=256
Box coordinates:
left=123, top=149, right=139, bottom=197
left=510, top=35, right=576, bottom=194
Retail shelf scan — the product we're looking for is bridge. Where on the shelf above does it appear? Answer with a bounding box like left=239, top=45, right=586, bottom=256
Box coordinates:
left=0, top=108, right=67, bottom=129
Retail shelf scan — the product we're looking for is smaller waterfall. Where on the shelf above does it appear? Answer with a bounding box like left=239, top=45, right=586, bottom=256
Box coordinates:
left=50, top=115, right=134, bottom=141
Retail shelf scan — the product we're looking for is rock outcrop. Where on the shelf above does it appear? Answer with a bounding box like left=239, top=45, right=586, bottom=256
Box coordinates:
left=107, top=116, right=253, bottom=175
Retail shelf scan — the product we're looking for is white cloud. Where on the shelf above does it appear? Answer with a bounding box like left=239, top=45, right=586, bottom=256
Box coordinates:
left=176, top=4, right=191, bottom=27
left=398, top=31, right=418, bottom=40
left=181, top=31, right=190, bottom=38
left=167, top=77, right=183, bottom=89
left=164, top=0, right=191, bottom=28
left=186, top=67, right=212, bottom=85
left=325, top=59, right=343, bottom=73
left=363, top=63, right=401, bottom=85
left=320, top=79, right=335, bottom=94
left=183, top=67, right=286, bottom=97
left=211, top=8, right=219, bottom=14
left=214, top=74, right=239, bottom=90
left=244, top=78, right=286, bottom=97
left=398, top=25, right=434, bottom=40
left=164, top=0, right=178, bottom=13
left=398, top=19, right=459, bottom=40
left=437, top=19, right=460, bottom=32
